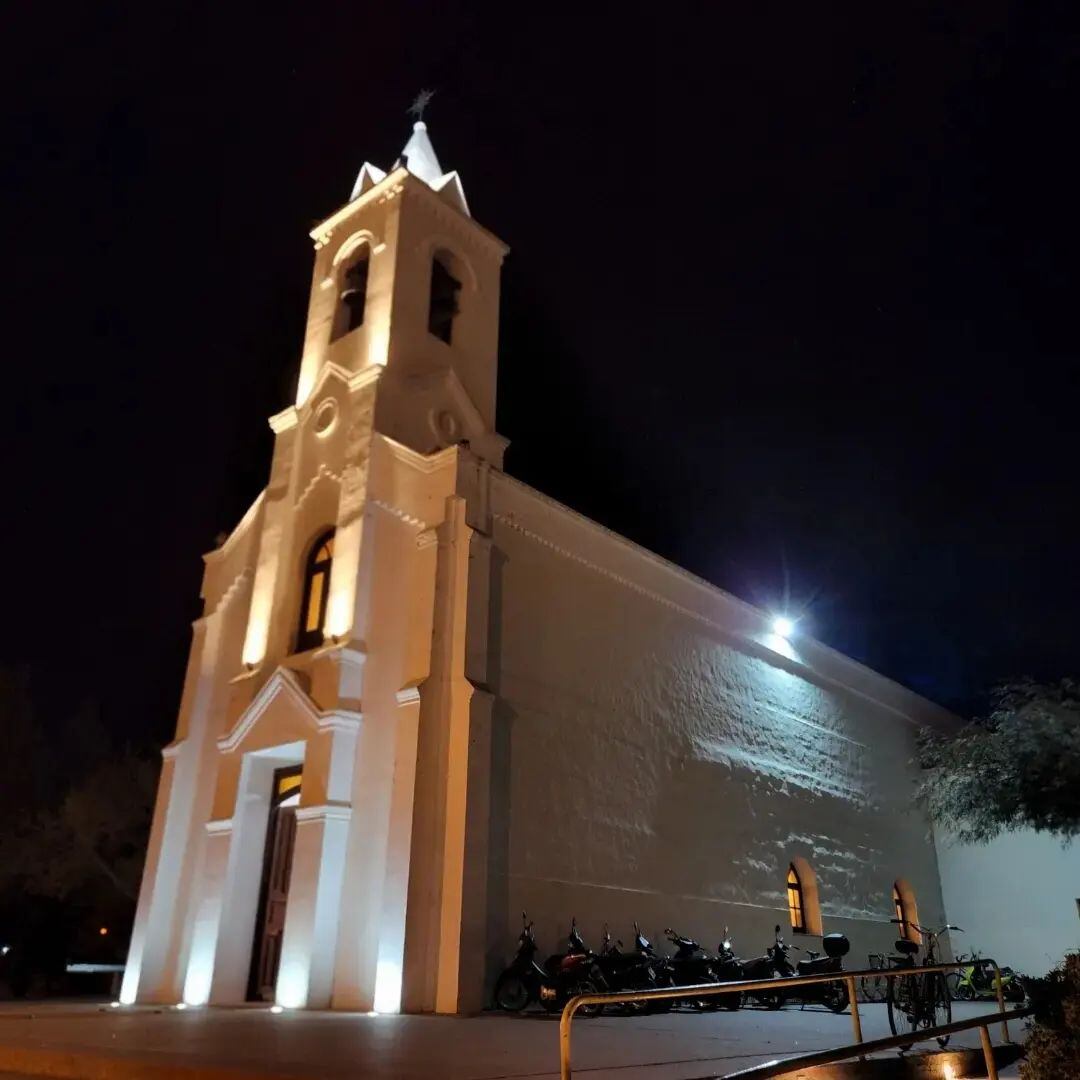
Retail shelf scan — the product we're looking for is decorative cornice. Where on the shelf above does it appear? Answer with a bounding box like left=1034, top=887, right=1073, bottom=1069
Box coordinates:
left=161, top=739, right=185, bottom=760
left=206, top=818, right=233, bottom=836
left=269, top=407, right=299, bottom=434
left=310, top=171, right=408, bottom=248
left=371, top=498, right=428, bottom=530
left=315, top=712, right=363, bottom=735
left=217, top=666, right=364, bottom=754
left=210, top=566, right=253, bottom=617
left=374, top=432, right=458, bottom=474
left=395, top=686, right=421, bottom=707
left=295, top=803, right=352, bottom=824
left=295, top=462, right=342, bottom=511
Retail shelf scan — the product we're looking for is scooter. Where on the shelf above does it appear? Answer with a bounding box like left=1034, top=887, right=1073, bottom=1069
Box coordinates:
left=491, top=913, right=606, bottom=1016
left=663, top=927, right=725, bottom=1010
left=954, top=953, right=1025, bottom=1003
left=769, top=923, right=850, bottom=1013
left=595, top=926, right=663, bottom=1012
left=718, top=928, right=783, bottom=1009
left=631, top=924, right=676, bottom=1013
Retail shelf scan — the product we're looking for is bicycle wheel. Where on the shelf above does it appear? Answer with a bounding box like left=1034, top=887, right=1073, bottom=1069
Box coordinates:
left=928, top=973, right=952, bottom=1048
left=887, top=973, right=918, bottom=1051
left=944, top=971, right=961, bottom=1000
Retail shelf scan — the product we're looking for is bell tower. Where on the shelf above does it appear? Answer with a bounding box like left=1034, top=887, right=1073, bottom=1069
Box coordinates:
left=297, top=119, right=509, bottom=466
left=122, top=115, right=509, bottom=1017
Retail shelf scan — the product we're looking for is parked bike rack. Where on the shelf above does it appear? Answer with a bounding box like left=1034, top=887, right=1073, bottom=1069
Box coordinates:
left=559, top=957, right=1016, bottom=1080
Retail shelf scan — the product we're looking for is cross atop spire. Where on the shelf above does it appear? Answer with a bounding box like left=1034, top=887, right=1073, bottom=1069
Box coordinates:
left=407, top=89, right=435, bottom=122
left=348, top=101, right=470, bottom=217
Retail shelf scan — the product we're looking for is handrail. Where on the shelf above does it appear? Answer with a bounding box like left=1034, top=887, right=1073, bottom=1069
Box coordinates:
left=558, top=957, right=1013, bottom=1080
left=716, top=1004, right=1034, bottom=1080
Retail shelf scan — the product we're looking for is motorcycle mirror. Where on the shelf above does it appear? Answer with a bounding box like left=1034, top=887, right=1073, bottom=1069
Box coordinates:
left=774, top=924, right=781, bottom=934
left=890, top=917, right=902, bottom=925
left=949, top=925, right=965, bottom=932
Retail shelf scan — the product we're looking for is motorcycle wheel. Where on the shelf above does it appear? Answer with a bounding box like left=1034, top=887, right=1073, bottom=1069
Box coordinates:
left=722, top=990, right=744, bottom=1011
left=1006, top=981, right=1026, bottom=1003
left=576, top=979, right=605, bottom=1019
left=956, top=982, right=975, bottom=1001
left=756, top=990, right=784, bottom=1010
left=823, top=981, right=849, bottom=1014
left=493, top=972, right=531, bottom=1012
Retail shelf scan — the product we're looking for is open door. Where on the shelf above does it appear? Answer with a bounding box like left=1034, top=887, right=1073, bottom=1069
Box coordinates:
left=248, top=766, right=302, bottom=1001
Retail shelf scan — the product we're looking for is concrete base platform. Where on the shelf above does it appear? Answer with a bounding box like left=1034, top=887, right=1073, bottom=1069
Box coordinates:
left=0, top=1000, right=1024, bottom=1080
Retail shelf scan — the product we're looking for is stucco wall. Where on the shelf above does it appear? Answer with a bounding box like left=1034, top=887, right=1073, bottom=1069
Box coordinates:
left=480, top=473, right=950, bottom=978
left=937, top=828, right=1080, bottom=977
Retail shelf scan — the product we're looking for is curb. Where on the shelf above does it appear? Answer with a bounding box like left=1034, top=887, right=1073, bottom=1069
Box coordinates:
left=0, top=1044, right=297, bottom=1080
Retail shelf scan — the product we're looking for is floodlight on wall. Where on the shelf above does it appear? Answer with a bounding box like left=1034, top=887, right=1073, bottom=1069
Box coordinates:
left=772, top=616, right=796, bottom=638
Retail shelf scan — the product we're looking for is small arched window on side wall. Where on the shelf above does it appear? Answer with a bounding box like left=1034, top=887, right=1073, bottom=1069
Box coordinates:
left=296, top=529, right=335, bottom=652
left=428, top=252, right=461, bottom=344
left=893, top=880, right=922, bottom=944
left=787, top=857, right=823, bottom=935
left=331, top=246, right=370, bottom=342
left=787, top=865, right=806, bottom=933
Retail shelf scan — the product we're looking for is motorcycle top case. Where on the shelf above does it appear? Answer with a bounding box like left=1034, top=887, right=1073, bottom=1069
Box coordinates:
left=822, top=933, right=850, bottom=958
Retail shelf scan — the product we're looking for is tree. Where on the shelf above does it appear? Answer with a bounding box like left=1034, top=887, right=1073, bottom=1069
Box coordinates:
left=9, top=751, right=157, bottom=903
left=915, top=678, right=1080, bottom=843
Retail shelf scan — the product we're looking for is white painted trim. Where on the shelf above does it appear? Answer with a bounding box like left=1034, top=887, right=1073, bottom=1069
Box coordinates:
left=295, top=804, right=353, bottom=824
left=161, top=740, right=185, bottom=760
left=205, top=818, right=233, bottom=836
left=217, top=668, right=320, bottom=753
left=269, top=407, right=299, bottom=434
left=374, top=432, right=458, bottom=474
left=395, top=687, right=421, bottom=707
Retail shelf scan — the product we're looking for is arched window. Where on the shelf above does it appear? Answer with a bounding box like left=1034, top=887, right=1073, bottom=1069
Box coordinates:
left=787, top=864, right=806, bottom=933
left=331, top=247, right=370, bottom=341
left=893, top=880, right=921, bottom=943
left=428, top=253, right=461, bottom=344
left=296, top=530, right=334, bottom=652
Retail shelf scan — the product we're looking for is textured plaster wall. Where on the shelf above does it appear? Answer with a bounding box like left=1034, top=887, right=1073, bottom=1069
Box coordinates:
left=481, top=474, right=949, bottom=976
left=937, top=828, right=1080, bottom=976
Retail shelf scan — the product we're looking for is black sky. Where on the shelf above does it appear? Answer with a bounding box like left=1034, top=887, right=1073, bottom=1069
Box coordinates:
left=2, top=1, right=1078, bottom=746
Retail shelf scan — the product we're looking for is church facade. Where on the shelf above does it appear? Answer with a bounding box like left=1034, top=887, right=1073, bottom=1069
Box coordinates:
left=122, top=121, right=964, bottom=1015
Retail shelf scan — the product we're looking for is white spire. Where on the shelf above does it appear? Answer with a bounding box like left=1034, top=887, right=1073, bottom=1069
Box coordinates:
left=396, top=121, right=444, bottom=186
left=349, top=119, right=470, bottom=217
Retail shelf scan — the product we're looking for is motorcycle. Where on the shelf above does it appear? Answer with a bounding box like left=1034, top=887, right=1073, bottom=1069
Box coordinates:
left=595, top=926, right=664, bottom=1012
left=954, top=953, right=1026, bottom=1003
left=630, top=924, right=676, bottom=1013
left=663, top=927, right=731, bottom=1010
left=492, top=913, right=607, bottom=1016
left=717, top=928, right=783, bottom=1009
left=769, top=923, right=850, bottom=1013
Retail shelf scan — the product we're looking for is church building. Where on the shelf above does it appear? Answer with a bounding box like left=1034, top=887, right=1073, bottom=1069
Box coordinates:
left=122, top=118, right=1001, bottom=1015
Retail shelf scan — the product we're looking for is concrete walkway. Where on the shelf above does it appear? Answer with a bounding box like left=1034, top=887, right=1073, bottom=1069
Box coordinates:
left=0, top=1000, right=1022, bottom=1079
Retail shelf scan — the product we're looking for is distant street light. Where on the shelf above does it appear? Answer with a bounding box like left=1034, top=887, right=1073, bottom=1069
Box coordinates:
left=772, top=616, right=796, bottom=638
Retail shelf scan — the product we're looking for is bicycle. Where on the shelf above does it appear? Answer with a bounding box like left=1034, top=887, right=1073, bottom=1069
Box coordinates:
left=859, top=953, right=889, bottom=1003
left=886, top=918, right=963, bottom=1050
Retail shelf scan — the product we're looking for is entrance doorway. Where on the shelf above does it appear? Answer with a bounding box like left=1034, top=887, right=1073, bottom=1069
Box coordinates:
left=248, top=765, right=302, bottom=1001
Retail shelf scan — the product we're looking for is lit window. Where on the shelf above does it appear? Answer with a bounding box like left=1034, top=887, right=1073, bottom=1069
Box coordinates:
left=331, top=248, right=369, bottom=341
left=296, top=530, right=334, bottom=652
left=787, top=865, right=806, bottom=932
left=428, top=255, right=460, bottom=344
left=893, top=882, right=919, bottom=941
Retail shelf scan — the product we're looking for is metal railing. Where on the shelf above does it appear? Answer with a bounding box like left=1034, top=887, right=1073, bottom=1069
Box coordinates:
left=559, top=957, right=1019, bottom=1080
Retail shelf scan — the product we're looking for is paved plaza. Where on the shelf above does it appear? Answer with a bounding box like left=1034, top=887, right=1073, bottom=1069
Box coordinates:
left=0, top=999, right=1023, bottom=1079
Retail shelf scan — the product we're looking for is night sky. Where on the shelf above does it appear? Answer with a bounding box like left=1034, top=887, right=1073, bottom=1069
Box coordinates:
left=3, top=2, right=1078, bottom=749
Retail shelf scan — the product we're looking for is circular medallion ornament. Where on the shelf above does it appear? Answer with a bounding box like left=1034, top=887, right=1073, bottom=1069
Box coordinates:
left=314, top=398, right=338, bottom=437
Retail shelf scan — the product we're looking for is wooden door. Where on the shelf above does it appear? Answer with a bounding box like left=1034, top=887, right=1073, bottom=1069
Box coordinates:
left=249, top=803, right=298, bottom=1000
